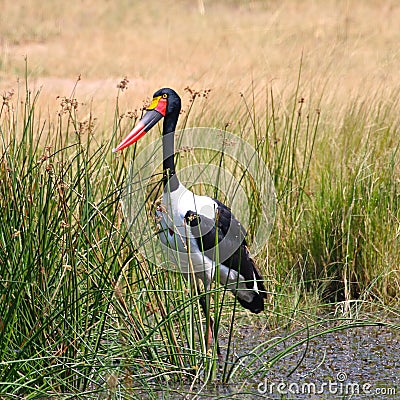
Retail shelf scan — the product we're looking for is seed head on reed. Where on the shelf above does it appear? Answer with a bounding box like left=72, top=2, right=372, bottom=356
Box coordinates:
left=184, top=86, right=212, bottom=102
left=124, top=110, right=138, bottom=119
left=2, top=89, right=15, bottom=108
left=78, top=117, right=97, bottom=135
left=57, top=96, right=79, bottom=115
left=117, top=76, right=129, bottom=91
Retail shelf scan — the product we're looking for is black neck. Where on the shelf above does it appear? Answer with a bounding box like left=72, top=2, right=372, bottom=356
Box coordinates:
left=162, top=113, right=179, bottom=192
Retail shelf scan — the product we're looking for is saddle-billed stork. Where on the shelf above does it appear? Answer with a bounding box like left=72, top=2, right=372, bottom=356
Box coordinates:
left=113, top=88, right=267, bottom=354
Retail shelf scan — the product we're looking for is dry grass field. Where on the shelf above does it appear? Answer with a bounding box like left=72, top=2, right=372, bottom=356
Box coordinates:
left=1, top=0, right=399, bottom=117
left=1, top=1, right=399, bottom=397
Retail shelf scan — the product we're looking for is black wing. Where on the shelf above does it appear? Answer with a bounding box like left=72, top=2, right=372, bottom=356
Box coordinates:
left=184, top=199, right=266, bottom=292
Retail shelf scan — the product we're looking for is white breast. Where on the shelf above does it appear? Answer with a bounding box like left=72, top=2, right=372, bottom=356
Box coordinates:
left=156, top=183, right=218, bottom=280
left=162, top=182, right=217, bottom=231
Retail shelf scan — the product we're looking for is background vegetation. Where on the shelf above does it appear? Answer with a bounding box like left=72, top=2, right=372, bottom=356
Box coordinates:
left=0, top=1, right=399, bottom=398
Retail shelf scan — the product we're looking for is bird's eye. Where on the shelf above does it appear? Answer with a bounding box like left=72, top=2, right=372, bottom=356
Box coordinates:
left=162, top=94, right=168, bottom=99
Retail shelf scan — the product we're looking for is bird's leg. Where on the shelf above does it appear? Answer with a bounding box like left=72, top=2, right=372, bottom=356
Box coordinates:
left=199, top=294, right=222, bottom=358
left=198, top=294, right=212, bottom=349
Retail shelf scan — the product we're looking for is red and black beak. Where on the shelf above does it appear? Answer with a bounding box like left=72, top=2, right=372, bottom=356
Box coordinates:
left=112, top=95, right=167, bottom=152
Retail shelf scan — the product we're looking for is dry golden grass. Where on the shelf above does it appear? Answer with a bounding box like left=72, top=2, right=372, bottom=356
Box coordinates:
left=1, top=4, right=399, bottom=394
left=1, top=0, right=399, bottom=122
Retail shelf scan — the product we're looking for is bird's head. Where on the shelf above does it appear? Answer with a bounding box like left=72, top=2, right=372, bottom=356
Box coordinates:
left=113, top=88, right=181, bottom=152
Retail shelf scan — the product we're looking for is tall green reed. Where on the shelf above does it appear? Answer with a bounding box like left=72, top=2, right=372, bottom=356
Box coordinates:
left=251, top=86, right=399, bottom=315
left=0, top=80, right=243, bottom=396
left=0, top=81, right=128, bottom=396
left=0, top=73, right=398, bottom=398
